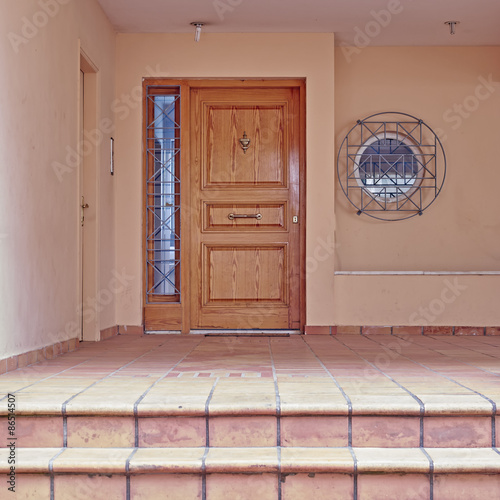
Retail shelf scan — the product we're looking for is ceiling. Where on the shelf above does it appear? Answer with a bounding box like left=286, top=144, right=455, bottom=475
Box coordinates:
left=96, top=0, right=500, bottom=46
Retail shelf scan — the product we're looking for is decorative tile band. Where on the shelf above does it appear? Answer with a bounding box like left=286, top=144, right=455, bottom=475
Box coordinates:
left=305, top=326, right=500, bottom=335
left=0, top=337, right=80, bottom=375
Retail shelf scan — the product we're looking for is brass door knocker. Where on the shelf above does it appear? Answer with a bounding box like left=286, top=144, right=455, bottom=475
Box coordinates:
left=239, top=131, right=251, bottom=154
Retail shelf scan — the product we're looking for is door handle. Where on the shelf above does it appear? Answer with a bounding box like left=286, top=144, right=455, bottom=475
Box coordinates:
left=228, top=213, right=262, bottom=220
left=81, top=196, right=89, bottom=226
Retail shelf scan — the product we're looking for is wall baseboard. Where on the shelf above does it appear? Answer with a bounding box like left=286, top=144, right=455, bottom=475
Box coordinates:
left=99, top=325, right=144, bottom=340
left=305, top=325, right=500, bottom=336
left=99, top=325, right=119, bottom=340
left=0, top=337, right=80, bottom=375
left=118, top=325, right=144, bottom=335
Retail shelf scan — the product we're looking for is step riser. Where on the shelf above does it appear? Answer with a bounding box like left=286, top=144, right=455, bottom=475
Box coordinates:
left=3, top=334, right=500, bottom=498
left=3, top=414, right=498, bottom=448
left=9, top=472, right=500, bottom=500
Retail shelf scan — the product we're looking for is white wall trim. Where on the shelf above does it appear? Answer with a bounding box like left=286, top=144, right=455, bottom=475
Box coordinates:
left=335, top=271, right=500, bottom=276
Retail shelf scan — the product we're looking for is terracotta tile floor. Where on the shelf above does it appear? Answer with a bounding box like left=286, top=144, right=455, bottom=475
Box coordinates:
left=2, top=335, right=500, bottom=498
left=1, top=333, right=499, bottom=417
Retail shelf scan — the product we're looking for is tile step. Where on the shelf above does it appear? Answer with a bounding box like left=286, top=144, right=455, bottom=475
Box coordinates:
left=2, top=413, right=498, bottom=448
left=1, top=447, right=500, bottom=499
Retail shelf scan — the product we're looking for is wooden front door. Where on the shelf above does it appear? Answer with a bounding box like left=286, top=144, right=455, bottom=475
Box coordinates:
left=190, top=83, right=303, bottom=330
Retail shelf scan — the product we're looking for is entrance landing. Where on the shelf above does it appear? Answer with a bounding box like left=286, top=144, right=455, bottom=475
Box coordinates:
left=1, top=333, right=500, bottom=499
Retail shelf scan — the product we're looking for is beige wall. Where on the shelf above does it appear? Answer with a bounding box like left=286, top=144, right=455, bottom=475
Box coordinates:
left=334, top=46, right=500, bottom=326
left=115, top=37, right=500, bottom=329
left=0, top=0, right=116, bottom=357
left=5, top=13, right=497, bottom=349
left=114, top=33, right=337, bottom=328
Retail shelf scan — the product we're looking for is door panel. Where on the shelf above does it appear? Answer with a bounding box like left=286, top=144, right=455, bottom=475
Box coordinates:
left=204, top=245, right=286, bottom=303
left=191, top=85, right=301, bottom=330
left=203, top=203, right=287, bottom=231
left=204, top=104, right=286, bottom=187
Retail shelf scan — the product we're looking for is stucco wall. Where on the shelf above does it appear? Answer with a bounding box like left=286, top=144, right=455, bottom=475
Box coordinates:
left=0, top=0, right=116, bottom=357
left=113, top=33, right=337, bottom=328
left=5, top=13, right=497, bottom=349
left=333, top=46, right=500, bottom=326
left=115, top=37, right=500, bottom=329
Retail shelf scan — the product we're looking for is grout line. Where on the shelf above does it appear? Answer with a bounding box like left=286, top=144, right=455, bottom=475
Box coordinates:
left=201, top=446, right=209, bottom=500
left=277, top=445, right=282, bottom=500
left=393, top=334, right=500, bottom=382
left=420, top=448, right=434, bottom=500
left=415, top=335, right=500, bottom=442
left=125, top=447, right=139, bottom=500
left=205, top=377, right=220, bottom=448
left=348, top=447, right=358, bottom=500
left=332, top=336, right=426, bottom=443
left=267, top=339, right=282, bottom=446
left=492, top=413, right=497, bottom=448
left=300, top=337, right=353, bottom=446
left=420, top=414, right=425, bottom=448
left=63, top=416, right=67, bottom=447
left=48, top=448, right=65, bottom=500
left=0, top=359, right=92, bottom=403
left=132, top=339, right=205, bottom=447
left=423, top=334, right=500, bottom=360
left=61, top=343, right=170, bottom=422
left=0, top=339, right=80, bottom=377
left=380, top=334, right=498, bottom=446
left=267, top=339, right=282, bottom=500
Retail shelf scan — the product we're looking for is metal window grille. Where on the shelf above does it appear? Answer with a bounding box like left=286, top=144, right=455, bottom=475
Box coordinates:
left=337, top=112, right=446, bottom=221
left=145, top=87, right=181, bottom=302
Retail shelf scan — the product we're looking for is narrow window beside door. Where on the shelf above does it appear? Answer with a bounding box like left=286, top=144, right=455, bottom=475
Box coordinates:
left=145, top=87, right=181, bottom=302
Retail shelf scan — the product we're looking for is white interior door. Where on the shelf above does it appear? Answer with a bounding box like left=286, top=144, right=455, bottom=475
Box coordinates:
left=79, top=56, right=99, bottom=341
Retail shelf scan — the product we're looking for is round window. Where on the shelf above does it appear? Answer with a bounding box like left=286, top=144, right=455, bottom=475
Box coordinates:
left=336, top=112, right=446, bottom=221
left=354, top=132, right=422, bottom=203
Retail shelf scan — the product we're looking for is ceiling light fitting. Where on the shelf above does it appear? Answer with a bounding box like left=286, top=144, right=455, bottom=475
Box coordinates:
left=190, top=22, right=204, bottom=42
left=444, top=21, right=460, bottom=35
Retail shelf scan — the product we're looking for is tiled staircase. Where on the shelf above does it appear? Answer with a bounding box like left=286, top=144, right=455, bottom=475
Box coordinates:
left=1, top=333, right=500, bottom=499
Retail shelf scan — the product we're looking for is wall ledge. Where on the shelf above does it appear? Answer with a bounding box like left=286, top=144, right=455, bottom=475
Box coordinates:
left=335, top=271, right=500, bottom=276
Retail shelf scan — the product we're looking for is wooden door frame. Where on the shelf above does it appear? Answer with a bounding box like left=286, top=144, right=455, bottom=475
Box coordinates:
left=142, top=78, right=306, bottom=333
left=79, top=48, right=100, bottom=341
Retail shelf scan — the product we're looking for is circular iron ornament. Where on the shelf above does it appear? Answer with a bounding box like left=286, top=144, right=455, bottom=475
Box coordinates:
left=337, top=112, right=447, bottom=221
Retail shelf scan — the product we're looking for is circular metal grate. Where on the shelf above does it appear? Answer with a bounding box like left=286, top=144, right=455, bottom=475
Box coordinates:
left=337, top=112, right=446, bottom=221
